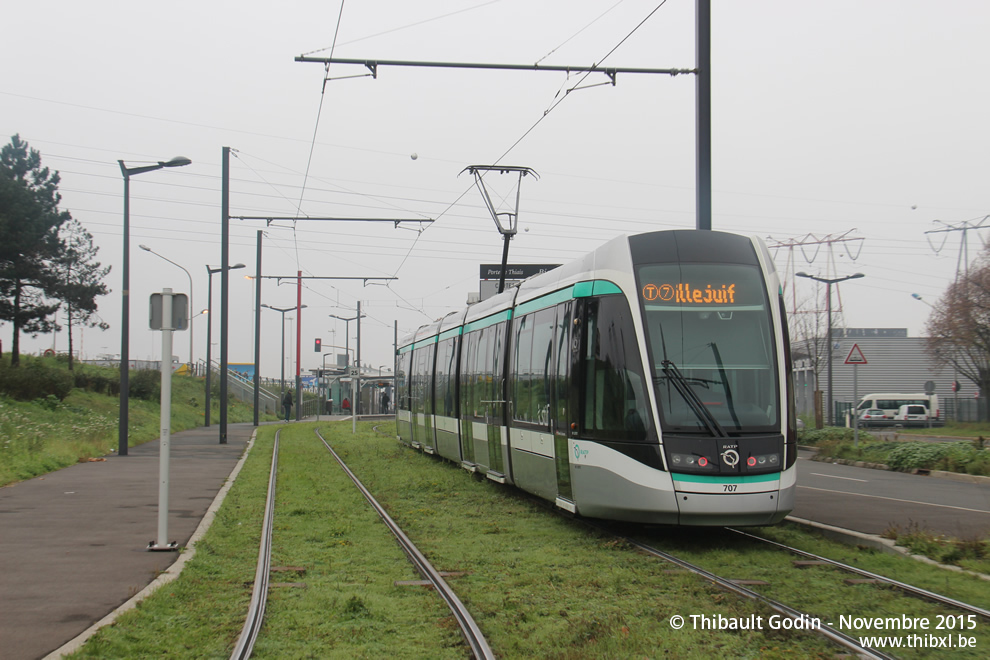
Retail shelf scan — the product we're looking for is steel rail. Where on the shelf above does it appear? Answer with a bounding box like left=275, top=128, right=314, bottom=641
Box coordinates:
left=229, top=429, right=280, bottom=660
left=315, top=428, right=494, bottom=660
left=727, top=527, right=990, bottom=620
left=588, top=523, right=896, bottom=660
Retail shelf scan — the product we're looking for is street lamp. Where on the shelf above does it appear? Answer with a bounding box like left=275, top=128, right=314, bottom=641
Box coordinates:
left=204, top=262, right=245, bottom=426
left=118, top=156, right=191, bottom=457
left=263, top=304, right=307, bottom=398
left=796, top=271, right=865, bottom=426
left=328, top=310, right=365, bottom=368
left=330, top=308, right=368, bottom=416
left=140, top=245, right=194, bottom=367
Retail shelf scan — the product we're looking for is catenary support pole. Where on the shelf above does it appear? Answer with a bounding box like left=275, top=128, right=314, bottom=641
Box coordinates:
left=356, top=300, right=362, bottom=416
left=253, top=231, right=262, bottom=426
left=220, top=146, right=230, bottom=443
left=296, top=270, right=302, bottom=421
left=695, top=0, right=712, bottom=230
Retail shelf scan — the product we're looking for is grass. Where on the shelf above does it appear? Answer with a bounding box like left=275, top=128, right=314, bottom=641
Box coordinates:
left=68, top=421, right=990, bottom=658
left=0, top=360, right=273, bottom=487
left=881, top=522, right=990, bottom=575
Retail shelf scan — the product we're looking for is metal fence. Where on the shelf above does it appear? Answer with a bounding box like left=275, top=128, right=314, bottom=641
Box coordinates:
left=837, top=396, right=988, bottom=426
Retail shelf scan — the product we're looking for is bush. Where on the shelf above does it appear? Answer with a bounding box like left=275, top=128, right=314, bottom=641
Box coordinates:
left=128, top=369, right=162, bottom=402
left=72, top=366, right=119, bottom=395
left=0, top=358, right=75, bottom=401
left=883, top=441, right=989, bottom=475
left=799, top=426, right=874, bottom=447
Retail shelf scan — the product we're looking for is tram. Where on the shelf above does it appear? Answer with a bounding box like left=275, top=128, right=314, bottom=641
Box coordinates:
left=396, top=230, right=796, bottom=525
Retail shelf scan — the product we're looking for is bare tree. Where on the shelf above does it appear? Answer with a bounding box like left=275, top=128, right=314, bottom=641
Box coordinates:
left=788, top=291, right=829, bottom=425
left=925, top=248, right=990, bottom=420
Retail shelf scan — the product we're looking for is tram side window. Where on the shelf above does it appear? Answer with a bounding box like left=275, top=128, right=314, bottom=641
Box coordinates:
left=435, top=336, right=458, bottom=417
left=512, top=308, right=555, bottom=425
left=581, top=297, right=650, bottom=442
left=461, top=326, right=498, bottom=421
left=554, top=302, right=572, bottom=428
left=412, top=345, right=434, bottom=415
left=512, top=314, right=533, bottom=421
left=397, top=350, right=411, bottom=410
left=459, top=330, right=478, bottom=419
left=488, top=323, right=506, bottom=420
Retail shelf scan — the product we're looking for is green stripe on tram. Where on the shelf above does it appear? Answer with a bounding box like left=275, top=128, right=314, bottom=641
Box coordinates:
left=671, top=473, right=779, bottom=484
left=462, top=309, right=512, bottom=334
left=438, top=326, right=462, bottom=341
left=401, top=279, right=624, bottom=349
left=514, top=285, right=575, bottom=317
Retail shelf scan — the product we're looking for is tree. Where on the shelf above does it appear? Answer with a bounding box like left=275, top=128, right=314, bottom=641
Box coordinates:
left=925, top=248, right=990, bottom=420
left=0, top=135, right=71, bottom=366
left=52, top=219, right=111, bottom=370
left=788, top=291, right=830, bottom=427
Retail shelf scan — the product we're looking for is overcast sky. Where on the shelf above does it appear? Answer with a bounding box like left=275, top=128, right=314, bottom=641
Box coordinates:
left=3, top=1, right=989, bottom=377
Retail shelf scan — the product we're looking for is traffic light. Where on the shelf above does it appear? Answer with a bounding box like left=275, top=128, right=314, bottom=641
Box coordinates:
left=314, top=337, right=322, bottom=352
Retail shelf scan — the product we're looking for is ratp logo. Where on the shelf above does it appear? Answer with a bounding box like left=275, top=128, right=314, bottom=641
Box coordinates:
left=573, top=442, right=589, bottom=461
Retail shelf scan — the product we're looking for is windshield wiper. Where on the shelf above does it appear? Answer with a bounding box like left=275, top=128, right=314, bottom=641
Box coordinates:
left=709, top=342, right=741, bottom=429
left=661, top=359, right=728, bottom=438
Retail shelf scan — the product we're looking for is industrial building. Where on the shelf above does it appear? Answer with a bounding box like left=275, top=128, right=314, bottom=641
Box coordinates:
left=792, top=328, right=981, bottom=423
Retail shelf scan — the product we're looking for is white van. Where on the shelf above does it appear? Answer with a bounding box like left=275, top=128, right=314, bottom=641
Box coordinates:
left=894, top=404, right=929, bottom=425
left=856, top=393, right=939, bottom=422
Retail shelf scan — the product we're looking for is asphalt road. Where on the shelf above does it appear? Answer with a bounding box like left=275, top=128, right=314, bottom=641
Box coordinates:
left=792, top=449, right=990, bottom=538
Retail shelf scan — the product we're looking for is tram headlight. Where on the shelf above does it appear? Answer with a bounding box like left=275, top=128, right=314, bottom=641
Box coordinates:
left=746, top=453, right=780, bottom=470
left=670, top=453, right=715, bottom=471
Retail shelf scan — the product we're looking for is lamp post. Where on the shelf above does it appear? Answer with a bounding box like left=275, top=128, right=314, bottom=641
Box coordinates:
left=263, top=304, right=306, bottom=398
left=118, top=156, right=191, bottom=457
left=328, top=311, right=365, bottom=368
left=796, top=271, right=865, bottom=426
left=330, top=308, right=367, bottom=416
left=205, top=262, right=245, bottom=425
left=140, top=245, right=194, bottom=367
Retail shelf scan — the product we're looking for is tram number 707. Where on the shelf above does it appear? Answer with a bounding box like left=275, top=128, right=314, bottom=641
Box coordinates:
left=723, top=485, right=738, bottom=492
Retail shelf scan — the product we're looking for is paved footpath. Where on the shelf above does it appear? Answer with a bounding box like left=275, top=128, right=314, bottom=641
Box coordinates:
left=0, top=423, right=256, bottom=660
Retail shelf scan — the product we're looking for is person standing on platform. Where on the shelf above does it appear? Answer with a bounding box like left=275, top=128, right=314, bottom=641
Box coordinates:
left=282, top=389, right=293, bottom=422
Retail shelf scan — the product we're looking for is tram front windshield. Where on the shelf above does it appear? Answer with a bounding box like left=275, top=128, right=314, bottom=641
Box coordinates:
left=637, top=263, right=779, bottom=435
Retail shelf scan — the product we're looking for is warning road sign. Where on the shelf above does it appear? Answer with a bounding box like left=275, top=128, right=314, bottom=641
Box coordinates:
left=845, top=343, right=867, bottom=365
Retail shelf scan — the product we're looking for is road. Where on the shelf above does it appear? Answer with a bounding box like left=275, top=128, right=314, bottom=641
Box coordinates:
left=792, top=449, right=990, bottom=539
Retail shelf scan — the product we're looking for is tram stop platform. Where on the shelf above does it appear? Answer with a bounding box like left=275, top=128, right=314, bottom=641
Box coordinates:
left=0, top=422, right=257, bottom=660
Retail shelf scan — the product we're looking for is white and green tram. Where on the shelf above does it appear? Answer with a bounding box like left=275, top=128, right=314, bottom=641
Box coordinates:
left=396, top=230, right=797, bottom=526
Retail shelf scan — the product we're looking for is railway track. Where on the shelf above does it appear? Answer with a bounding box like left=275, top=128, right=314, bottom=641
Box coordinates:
left=584, top=518, right=990, bottom=658
left=589, top=520, right=899, bottom=660
left=229, top=429, right=280, bottom=660
left=314, top=428, right=495, bottom=660
left=228, top=426, right=494, bottom=660
left=228, top=423, right=986, bottom=657
left=727, top=527, right=990, bottom=621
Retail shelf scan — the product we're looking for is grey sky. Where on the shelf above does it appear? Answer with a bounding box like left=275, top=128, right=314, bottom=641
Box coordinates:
left=2, top=1, right=988, bottom=376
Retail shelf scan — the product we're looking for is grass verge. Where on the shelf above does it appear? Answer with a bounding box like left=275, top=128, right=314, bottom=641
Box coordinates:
left=0, top=369, right=272, bottom=487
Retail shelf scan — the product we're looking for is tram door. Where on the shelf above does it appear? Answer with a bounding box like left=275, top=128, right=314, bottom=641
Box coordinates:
left=486, top=322, right=507, bottom=478
left=411, top=344, right=435, bottom=452
left=552, top=301, right=574, bottom=502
